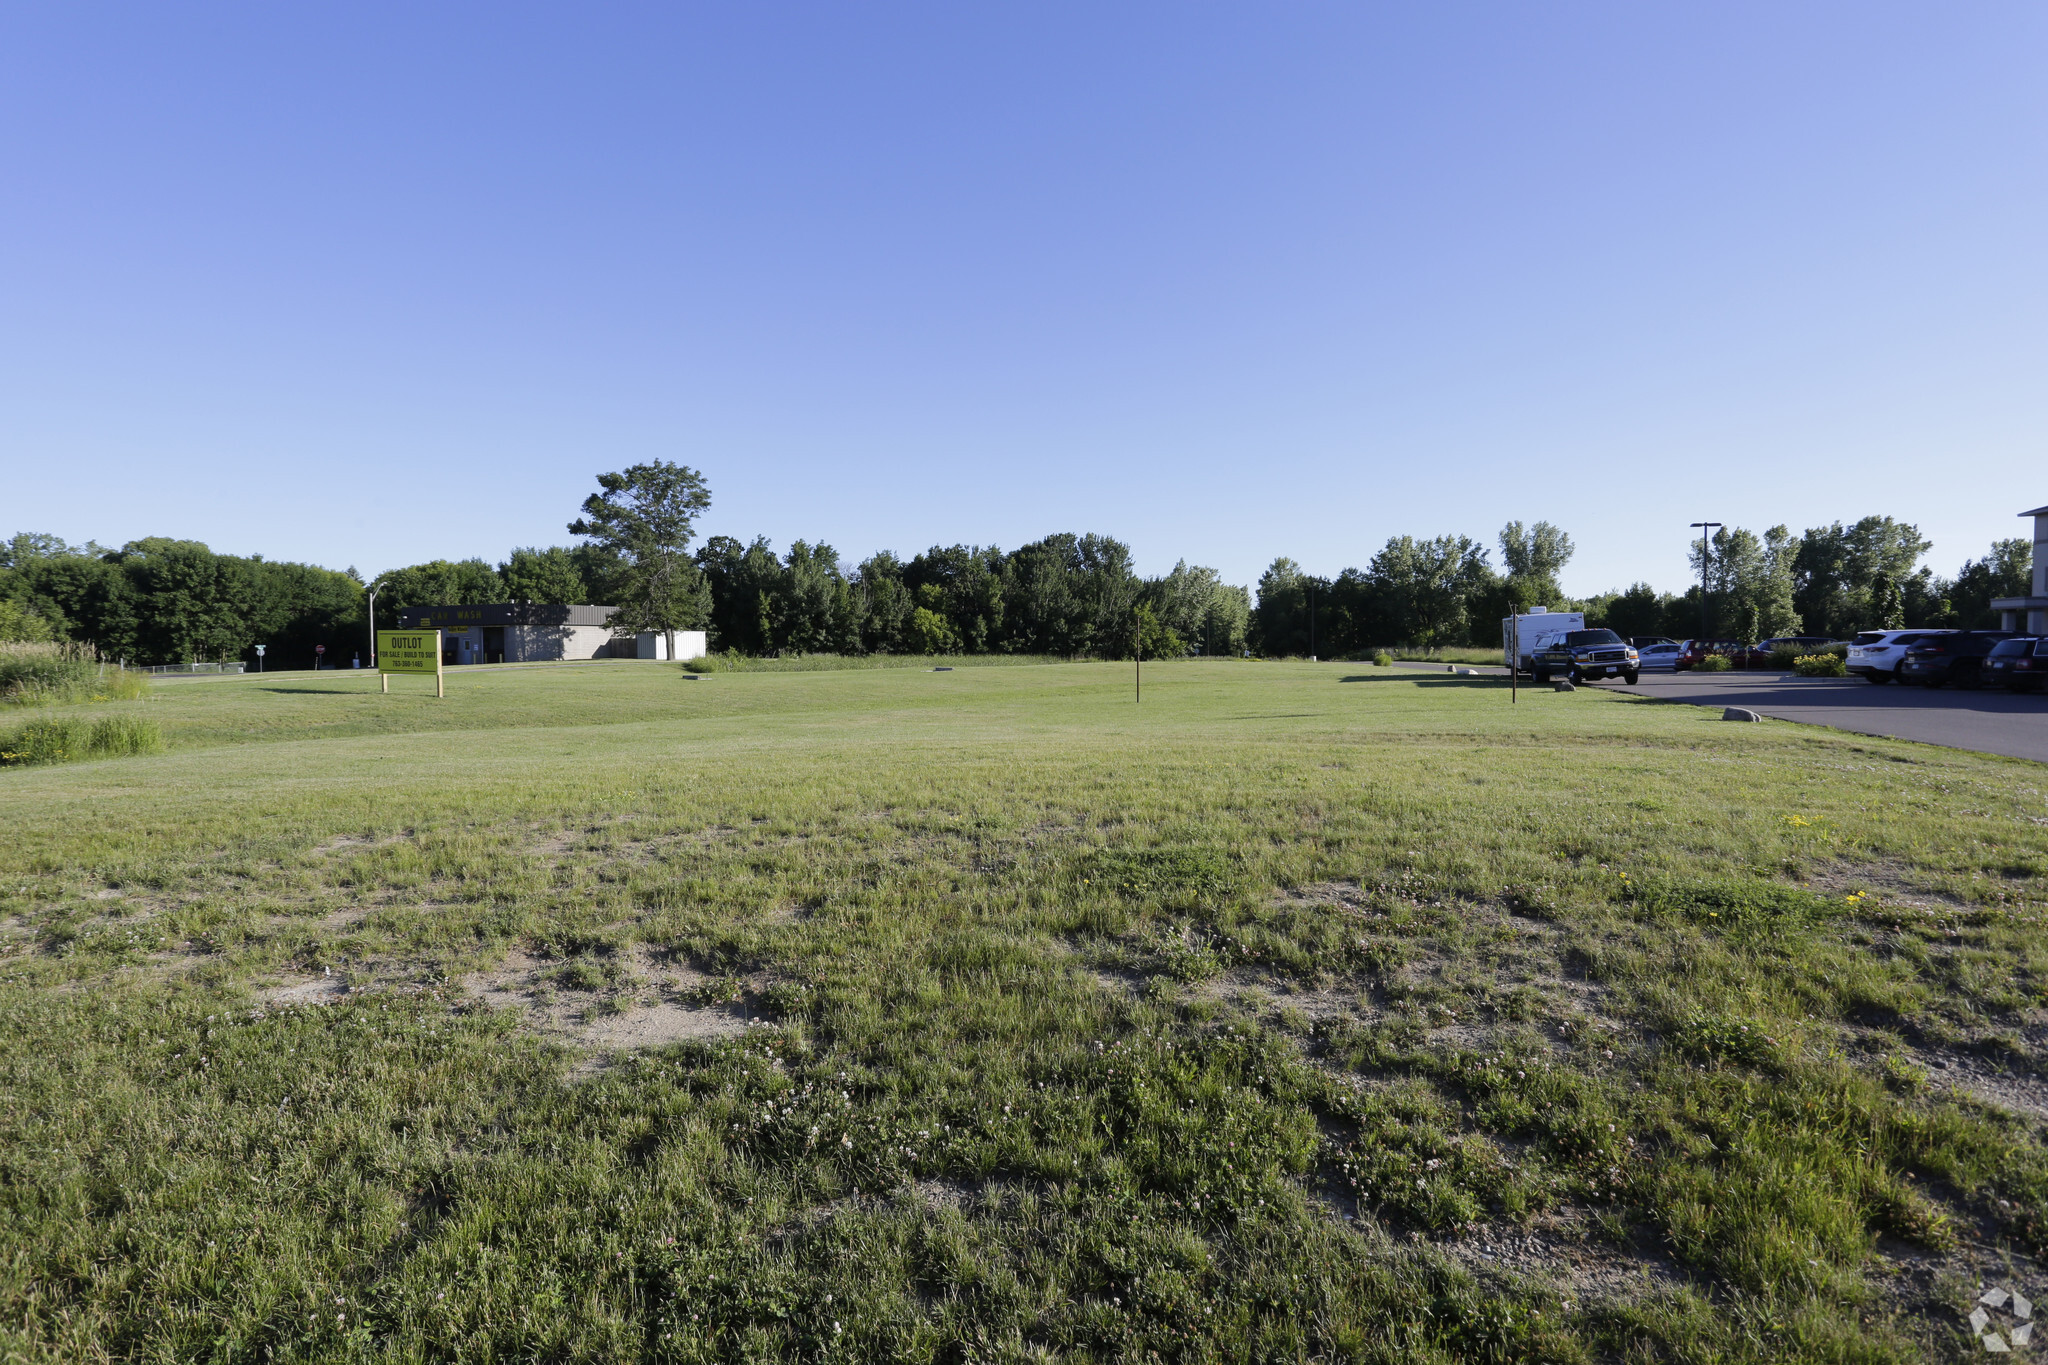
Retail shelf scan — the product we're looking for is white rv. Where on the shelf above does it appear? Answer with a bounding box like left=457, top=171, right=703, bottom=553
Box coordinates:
left=1502, top=610, right=1586, bottom=674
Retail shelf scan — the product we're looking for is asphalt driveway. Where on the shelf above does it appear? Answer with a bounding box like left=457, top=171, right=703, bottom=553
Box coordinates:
left=1615, top=672, right=2048, bottom=764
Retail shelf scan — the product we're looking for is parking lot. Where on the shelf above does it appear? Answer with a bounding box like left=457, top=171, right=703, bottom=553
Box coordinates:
left=1615, top=672, right=2048, bottom=764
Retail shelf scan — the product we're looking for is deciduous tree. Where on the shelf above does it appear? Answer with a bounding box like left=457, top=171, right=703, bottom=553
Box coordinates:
left=569, top=462, right=714, bottom=661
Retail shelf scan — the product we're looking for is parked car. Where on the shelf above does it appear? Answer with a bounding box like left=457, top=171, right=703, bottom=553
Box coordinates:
left=1629, top=636, right=1677, bottom=649
left=1846, top=629, right=1955, bottom=684
left=1634, top=641, right=1684, bottom=671
left=1676, top=639, right=1748, bottom=671
left=1981, top=637, right=2046, bottom=692
left=1897, top=631, right=2015, bottom=689
left=1530, top=629, right=1639, bottom=684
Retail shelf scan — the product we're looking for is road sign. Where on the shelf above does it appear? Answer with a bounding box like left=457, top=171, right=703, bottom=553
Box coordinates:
left=376, top=630, right=445, bottom=697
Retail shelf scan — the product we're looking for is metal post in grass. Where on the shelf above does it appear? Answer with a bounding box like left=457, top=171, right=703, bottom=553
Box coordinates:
left=1511, top=616, right=1518, bottom=705
left=366, top=580, right=388, bottom=668
left=1689, top=523, right=1720, bottom=640
left=255, top=644, right=265, bottom=673
left=1134, top=608, right=1142, bottom=704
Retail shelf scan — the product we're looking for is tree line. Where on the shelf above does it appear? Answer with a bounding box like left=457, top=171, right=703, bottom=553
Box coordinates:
left=1250, top=516, right=2032, bottom=655
left=2, top=464, right=2032, bottom=665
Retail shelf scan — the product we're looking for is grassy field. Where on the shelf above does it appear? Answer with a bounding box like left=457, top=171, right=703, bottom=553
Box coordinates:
left=1, top=659, right=2044, bottom=1363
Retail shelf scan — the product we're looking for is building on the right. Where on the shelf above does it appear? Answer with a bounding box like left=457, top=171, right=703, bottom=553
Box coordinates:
left=1992, top=505, right=2048, bottom=634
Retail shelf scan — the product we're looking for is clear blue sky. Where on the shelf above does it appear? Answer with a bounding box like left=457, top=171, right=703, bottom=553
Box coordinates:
left=4, top=3, right=2042, bottom=597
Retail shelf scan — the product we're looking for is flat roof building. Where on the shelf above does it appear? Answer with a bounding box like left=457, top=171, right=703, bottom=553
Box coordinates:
left=1992, top=506, right=2048, bottom=635
left=397, top=603, right=619, bottom=665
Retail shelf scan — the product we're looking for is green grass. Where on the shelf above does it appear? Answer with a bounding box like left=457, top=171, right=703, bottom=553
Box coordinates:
left=1, top=661, right=2044, bottom=1362
left=681, top=651, right=1067, bottom=674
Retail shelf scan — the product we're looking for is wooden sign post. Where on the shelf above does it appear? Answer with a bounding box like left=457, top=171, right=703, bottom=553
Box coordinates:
left=376, top=630, right=444, bottom=698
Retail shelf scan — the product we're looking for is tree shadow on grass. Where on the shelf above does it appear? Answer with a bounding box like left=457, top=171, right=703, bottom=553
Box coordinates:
left=1339, top=675, right=1511, bottom=689
left=254, top=686, right=380, bottom=696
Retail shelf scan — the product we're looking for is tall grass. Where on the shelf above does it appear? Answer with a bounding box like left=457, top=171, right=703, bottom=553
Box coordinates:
left=0, top=713, right=163, bottom=766
left=0, top=642, right=149, bottom=706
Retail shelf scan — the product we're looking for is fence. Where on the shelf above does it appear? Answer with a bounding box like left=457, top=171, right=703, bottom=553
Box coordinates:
left=142, top=662, right=247, bottom=676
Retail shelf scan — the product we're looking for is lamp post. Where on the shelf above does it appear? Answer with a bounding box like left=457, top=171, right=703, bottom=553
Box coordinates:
left=366, top=580, right=388, bottom=668
left=1689, top=522, right=1722, bottom=640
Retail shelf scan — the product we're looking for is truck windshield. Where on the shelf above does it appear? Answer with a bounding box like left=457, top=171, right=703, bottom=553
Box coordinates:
left=1563, top=630, right=1622, bottom=647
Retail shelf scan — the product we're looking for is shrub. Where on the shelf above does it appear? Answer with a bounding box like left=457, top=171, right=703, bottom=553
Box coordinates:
left=1768, top=646, right=1802, bottom=671
left=0, top=714, right=163, bottom=767
left=1371, top=650, right=1394, bottom=667
left=1794, top=653, right=1847, bottom=677
left=1695, top=655, right=1733, bottom=673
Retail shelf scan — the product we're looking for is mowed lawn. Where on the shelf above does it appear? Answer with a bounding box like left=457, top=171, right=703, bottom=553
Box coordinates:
left=2, top=661, right=2045, bottom=1363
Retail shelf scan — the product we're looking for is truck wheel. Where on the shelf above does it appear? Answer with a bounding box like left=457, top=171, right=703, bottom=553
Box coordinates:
left=1623, top=670, right=1639, bottom=685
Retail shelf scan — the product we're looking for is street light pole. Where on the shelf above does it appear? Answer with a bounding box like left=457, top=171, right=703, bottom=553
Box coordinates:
left=366, top=580, right=388, bottom=668
left=1689, top=523, right=1721, bottom=640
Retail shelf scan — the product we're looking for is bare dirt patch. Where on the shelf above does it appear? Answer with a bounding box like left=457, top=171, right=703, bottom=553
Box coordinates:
left=459, top=942, right=753, bottom=1054
left=1434, top=1205, right=1687, bottom=1305
left=261, top=976, right=352, bottom=1005
left=1803, top=859, right=1973, bottom=909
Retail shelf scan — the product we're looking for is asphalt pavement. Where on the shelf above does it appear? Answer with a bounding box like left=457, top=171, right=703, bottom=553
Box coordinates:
left=1386, top=661, right=2048, bottom=763
left=1614, top=672, right=2048, bottom=764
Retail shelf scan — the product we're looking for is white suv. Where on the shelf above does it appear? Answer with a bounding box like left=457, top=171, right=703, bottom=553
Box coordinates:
left=1847, top=630, right=1954, bottom=684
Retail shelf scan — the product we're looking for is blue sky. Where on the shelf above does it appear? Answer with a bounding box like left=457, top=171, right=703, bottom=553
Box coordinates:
left=3, top=3, right=2043, bottom=597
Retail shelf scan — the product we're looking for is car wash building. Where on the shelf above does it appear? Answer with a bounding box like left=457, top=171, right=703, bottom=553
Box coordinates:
left=396, top=603, right=621, bottom=665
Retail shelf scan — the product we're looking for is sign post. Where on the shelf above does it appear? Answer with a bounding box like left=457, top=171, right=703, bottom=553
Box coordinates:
left=254, top=644, right=266, bottom=673
left=376, top=630, right=444, bottom=698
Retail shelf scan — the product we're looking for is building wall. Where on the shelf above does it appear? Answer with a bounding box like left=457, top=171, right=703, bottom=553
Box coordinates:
left=505, top=624, right=615, bottom=662
left=635, top=630, right=709, bottom=661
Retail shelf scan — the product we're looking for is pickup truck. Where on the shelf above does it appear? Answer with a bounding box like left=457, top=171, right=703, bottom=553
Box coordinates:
left=1530, top=629, right=1639, bottom=684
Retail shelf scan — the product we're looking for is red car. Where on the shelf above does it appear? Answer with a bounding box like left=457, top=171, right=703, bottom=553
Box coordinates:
left=1675, top=639, right=1761, bottom=671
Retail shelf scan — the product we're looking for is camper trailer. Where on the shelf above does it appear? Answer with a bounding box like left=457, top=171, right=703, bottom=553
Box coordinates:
left=1502, top=610, right=1586, bottom=674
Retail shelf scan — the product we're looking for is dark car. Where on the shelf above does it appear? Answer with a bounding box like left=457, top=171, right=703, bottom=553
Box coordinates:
left=1981, top=637, right=2047, bottom=692
left=1897, top=631, right=2015, bottom=689
left=1530, top=628, right=1639, bottom=684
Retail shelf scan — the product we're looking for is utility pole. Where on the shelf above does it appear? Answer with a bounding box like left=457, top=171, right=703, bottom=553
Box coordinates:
left=1688, top=523, right=1721, bottom=640
left=1134, top=607, right=1142, bottom=703
left=366, top=579, right=388, bottom=668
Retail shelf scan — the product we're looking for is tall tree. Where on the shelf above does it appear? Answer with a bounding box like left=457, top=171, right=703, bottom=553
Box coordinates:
left=1791, top=517, right=1930, bottom=637
left=1368, top=535, right=1494, bottom=647
left=696, top=535, right=782, bottom=654
left=371, top=559, right=504, bottom=628
left=499, top=547, right=590, bottom=605
left=569, top=462, right=714, bottom=660
left=1498, top=521, right=1575, bottom=609
left=853, top=552, right=913, bottom=653
left=1946, top=539, right=2032, bottom=629
left=1691, top=526, right=1800, bottom=639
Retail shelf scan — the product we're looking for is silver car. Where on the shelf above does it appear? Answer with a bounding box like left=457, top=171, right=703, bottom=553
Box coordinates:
left=1847, top=629, right=1954, bottom=684
left=1633, top=641, right=1684, bottom=672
